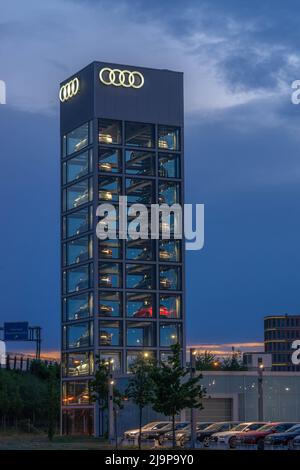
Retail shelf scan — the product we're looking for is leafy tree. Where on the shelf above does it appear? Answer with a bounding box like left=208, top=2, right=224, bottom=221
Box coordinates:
left=221, top=351, right=247, bottom=371
left=125, top=354, right=155, bottom=449
left=150, top=344, right=205, bottom=448
left=90, top=357, right=124, bottom=437
left=47, top=365, right=60, bottom=441
left=195, top=351, right=220, bottom=371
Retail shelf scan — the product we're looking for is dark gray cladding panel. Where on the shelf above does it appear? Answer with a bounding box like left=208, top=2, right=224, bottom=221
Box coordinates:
left=60, top=64, right=94, bottom=134
left=93, top=62, right=183, bottom=126
left=60, top=61, right=183, bottom=133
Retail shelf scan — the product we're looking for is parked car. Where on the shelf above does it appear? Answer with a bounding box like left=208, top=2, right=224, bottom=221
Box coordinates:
left=74, top=302, right=89, bottom=319
left=99, top=133, right=113, bottom=144
left=174, top=422, right=214, bottom=446
left=133, top=306, right=171, bottom=318
left=75, top=278, right=89, bottom=291
left=209, top=422, right=266, bottom=449
left=75, top=251, right=88, bottom=264
left=99, top=330, right=112, bottom=346
left=99, top=162, right=113, bottom=172
left=99, top=190, right=113, bottom=201
left=74, top=137, right=88, bottom=152
left=123, top=421, right=169, bottom=440
left=74, top=190, right=88, bottom=207
left=143, top=422, right=189, bottom=444
left=99, top=304, right=114, bottom=316
left=290, top=434, right=300, bottom=450
left=99, top=275, right=112, bottom=287
left=235, top=422, right=296, bottom=450
left=264, top=424, right=300, bottom=450
left=197, top=422, right=240, bottom=447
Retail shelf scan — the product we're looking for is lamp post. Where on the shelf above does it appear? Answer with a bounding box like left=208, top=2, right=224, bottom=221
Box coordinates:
left=258, top=363, right=264, bottom=421
left=108, top=359, right=115, bottom=444
left=190, top=348, right=197, bottom=448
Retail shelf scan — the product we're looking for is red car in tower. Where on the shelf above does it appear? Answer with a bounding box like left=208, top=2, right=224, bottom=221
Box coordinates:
left=133, top=306, right=172, bottom=318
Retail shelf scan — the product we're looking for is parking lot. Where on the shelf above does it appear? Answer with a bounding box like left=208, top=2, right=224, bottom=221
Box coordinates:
left=122, top=420, right=300, bottom=450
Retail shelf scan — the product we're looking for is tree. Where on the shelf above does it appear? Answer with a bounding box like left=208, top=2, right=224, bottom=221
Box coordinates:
left=90, top=357, right=124, bottom=438
left=47, top=365, right=60, bottom=441
left=150, top=344, right=205, bottom=448
left=221, top=351, right=247, bottom=371
left=125, top=354, right=155, bottom=449
left=195, top=351, right=220, bottom=371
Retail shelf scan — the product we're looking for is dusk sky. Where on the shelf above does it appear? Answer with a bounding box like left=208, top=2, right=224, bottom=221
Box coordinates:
left=1, top=0, right=300, bottom=354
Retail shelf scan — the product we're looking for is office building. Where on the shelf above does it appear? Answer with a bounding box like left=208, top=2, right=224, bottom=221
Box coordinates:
left=264, top=314, right=300, bottom=371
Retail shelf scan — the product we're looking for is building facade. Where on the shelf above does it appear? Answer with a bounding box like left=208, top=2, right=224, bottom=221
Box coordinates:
left=264, top=315, right=300, bottom=371
left=60, top=62, right=185, bottom=435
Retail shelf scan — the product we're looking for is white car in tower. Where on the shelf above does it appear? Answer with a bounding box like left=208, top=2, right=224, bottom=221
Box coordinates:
left=209, top=422, right=266, bottom=449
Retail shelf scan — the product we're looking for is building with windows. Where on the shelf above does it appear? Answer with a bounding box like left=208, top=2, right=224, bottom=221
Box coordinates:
left=264, top=314, right=300, bottom=371
left=60, top=62, right=185, bottom=435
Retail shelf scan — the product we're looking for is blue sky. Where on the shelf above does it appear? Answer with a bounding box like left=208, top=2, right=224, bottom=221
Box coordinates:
left=1, top=0, right=300, bottom=352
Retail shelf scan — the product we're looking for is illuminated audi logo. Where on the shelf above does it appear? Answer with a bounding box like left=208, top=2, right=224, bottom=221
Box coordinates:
left=99, top=68, right=144, bottom=89
left=59, top=77, right=80, bottom=102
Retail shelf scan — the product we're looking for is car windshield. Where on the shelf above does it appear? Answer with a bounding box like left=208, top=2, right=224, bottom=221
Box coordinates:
left=231, top=423, right=248, bottom=431
left=256, top=424, right=276, bottom=432
left=286, top=425, right=300, bottom=433
left=197, top=423, right=212, bottom=430
left=204, top=423, right=226, bottom=432
left=152, top=422, right=170, bottom=430
left=175, top=423, right=189, bottom=430
left=143, top=422, right=160, bottom=430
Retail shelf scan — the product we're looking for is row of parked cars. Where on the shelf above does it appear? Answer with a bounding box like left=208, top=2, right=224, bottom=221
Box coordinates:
left=123, top=420, right=300, bottom=450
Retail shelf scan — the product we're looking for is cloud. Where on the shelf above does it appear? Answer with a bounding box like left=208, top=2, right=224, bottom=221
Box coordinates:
left=0, top=0, right=298, bottom=122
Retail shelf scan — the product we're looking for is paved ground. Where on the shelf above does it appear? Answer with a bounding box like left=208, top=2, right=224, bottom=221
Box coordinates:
left=0, top=433, right=113, bottom=450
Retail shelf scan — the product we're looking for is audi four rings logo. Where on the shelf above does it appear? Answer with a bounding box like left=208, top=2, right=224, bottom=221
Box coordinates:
left=99, top=68, right=144, bottom=89
left=59, top=77, right=80, bottom=102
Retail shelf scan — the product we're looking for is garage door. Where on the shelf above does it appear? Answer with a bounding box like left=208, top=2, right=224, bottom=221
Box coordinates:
left=195, top=398, right=233, bottom=422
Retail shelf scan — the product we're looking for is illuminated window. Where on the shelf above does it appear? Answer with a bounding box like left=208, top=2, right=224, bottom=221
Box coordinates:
left=126, top=178, right=154, bottom=204
left=63, top=207, right=92, bottom=239
left=126, top=264, right=155, bottom=289
left=64, top=322, right=93, bottom=349
left=62, top=352, right=93, bottom=377
left=159, top=265, right=181, bottom=291
left=159, top=153, right=180, bottom=178
left=99, top=262, right=122, bottom=288
left=99, top=291, right=122, bottom=317
left=99, top=351, right=122, bottom=372
left=99, top=119, right=122, bottom=145
left=158, top=125, right=180, bottom=151
left=126, top=293, right=155, bottom=318
left=160, top=323, right=181, bottom=347
left=63, top=293, right=93, bottom=321
left=63, top=150, right=92, bottom=184
left=63, top=381, right=90, bottom=405
left=63, top=265, right=92, bottom=294
left=159, top=295, right=181, bottom=319
left=126, top=321, right=155, bottom=347
left=99, top=176, right=121, bottom=203
left=125, top=122, right=155, bottom=148
left=159, top=240, right=181, bottom=262
left=99, top=148, right=122, bottom=173
left=99, top=321, right=122, bottom=346
left=63, top=122, right=91, bottom=157
left=125, top=150, right=155, bottom=175
left=63, top=236, right=92, bottom=267
left=63, top=178, right=92, bottom=211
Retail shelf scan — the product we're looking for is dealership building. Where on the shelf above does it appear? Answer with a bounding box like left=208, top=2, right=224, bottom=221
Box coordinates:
left=60, top=62, right=185, bottom=435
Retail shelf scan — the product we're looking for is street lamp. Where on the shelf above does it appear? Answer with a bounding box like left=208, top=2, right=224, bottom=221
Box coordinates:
left=190, top=348, right=197, bottom=449
left=258, top=363, right=264, bottom=421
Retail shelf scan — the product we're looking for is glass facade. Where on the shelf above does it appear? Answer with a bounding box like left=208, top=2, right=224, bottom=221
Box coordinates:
left=61, top=64, right=184, bottom=436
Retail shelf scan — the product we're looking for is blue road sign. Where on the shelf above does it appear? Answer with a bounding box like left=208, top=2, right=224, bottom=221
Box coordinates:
left=4, top=322, right=29, bottom=341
